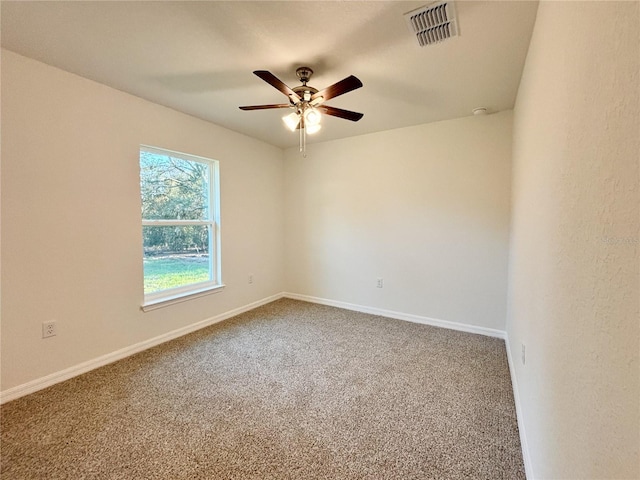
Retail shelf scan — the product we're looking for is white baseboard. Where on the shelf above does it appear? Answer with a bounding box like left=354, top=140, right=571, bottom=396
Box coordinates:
left=282, top=292, right=506, bottom=339
left=504, top=334, right=534, bottom=479
left=0, top=293, right=284, bottom=404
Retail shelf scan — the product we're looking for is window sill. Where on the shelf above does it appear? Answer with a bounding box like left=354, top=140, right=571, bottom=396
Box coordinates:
left=141, top=284, right=226, bottom=312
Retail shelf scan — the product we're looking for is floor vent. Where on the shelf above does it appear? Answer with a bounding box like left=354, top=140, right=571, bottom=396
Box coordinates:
left=404, top=1, right=459, bottom=47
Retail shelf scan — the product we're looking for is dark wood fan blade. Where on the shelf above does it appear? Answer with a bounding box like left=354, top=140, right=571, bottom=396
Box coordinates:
left=317, top=105, right=364, bottom=122
left=239, top=104, right=291, bottom=110
left=311, top=75, right=363, bottom=102
left=254, top=70, right=301, bottom=102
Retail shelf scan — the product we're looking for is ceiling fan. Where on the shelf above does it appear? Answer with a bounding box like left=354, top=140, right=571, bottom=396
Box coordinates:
left=239, top=67, right=364, bottom=155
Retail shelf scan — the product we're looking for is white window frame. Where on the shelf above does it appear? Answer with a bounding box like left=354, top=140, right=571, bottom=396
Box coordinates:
left=140, top=145, right=223, bottom=311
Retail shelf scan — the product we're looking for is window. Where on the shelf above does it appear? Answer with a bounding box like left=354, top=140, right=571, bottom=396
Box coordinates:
left=139, top=146, right=222, bottom=310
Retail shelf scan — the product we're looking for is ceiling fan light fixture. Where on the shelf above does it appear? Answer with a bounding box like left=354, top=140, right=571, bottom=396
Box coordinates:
left=282, top=111, right=300, bottom=131
left=304, top=107, right=322, bottom=126
left=306, top=123, right=322, bottom=135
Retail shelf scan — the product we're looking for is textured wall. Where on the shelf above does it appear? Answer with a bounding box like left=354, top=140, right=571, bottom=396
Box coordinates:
left=507, top=2, right=639, bottom=478
left=284, top=112, right=513, bottom=331
left=1, top=50, right=285, bottom=391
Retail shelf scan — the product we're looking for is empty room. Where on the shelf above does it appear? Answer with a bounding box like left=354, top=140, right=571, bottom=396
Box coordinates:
left=1, top=1, right=638, bottom=479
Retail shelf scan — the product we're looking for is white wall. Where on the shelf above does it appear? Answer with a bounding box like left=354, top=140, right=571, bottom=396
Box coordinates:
left=1, top=50, right=285, bottom=392
left=507, top=2, right=639, bottom=478
left=284, top=112, right=513, bottom=331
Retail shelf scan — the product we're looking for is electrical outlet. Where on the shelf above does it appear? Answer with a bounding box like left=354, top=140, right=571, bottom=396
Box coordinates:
left=248, top=274, right=254, bottom=284
left=376, top=278, right=384, bottom=288
left=43, top=321, right=57, bottom=338
left=521, top=343, right=526, bottom=365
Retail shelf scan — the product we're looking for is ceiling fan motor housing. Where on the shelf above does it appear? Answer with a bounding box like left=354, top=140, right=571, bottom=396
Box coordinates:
left=296, top=66, right=314, bottom=85
left=293, top=85, right=319, bottom=103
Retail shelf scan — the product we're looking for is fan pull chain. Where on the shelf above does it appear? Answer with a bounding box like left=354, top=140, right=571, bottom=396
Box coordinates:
left=299, top=121, right=303, bottom=156
left=302, top=123, right=307, bottom=158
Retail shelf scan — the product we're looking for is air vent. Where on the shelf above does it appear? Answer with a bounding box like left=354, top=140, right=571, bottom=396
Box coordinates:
left=404, top=1, right=459, bottom=47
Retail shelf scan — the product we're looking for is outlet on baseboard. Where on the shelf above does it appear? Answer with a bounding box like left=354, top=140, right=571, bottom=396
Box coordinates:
left=376, top=278, right=384, bottom=288
left=521, top=343, right=526, bottom=365
left=248, top=274, right=254, bottom=284
left=43, top=321, right=57, bottom=338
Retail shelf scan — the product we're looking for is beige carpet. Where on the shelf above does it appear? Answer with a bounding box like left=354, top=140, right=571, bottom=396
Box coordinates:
left=1, top=299, right=525, bottom=479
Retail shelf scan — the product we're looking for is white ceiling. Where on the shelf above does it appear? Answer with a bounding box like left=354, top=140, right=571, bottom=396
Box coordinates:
left=1, top=1, right=538, bottom=149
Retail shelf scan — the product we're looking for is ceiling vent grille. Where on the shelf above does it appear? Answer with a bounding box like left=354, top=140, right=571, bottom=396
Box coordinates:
left=404, top=1, right=459, bottom=47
